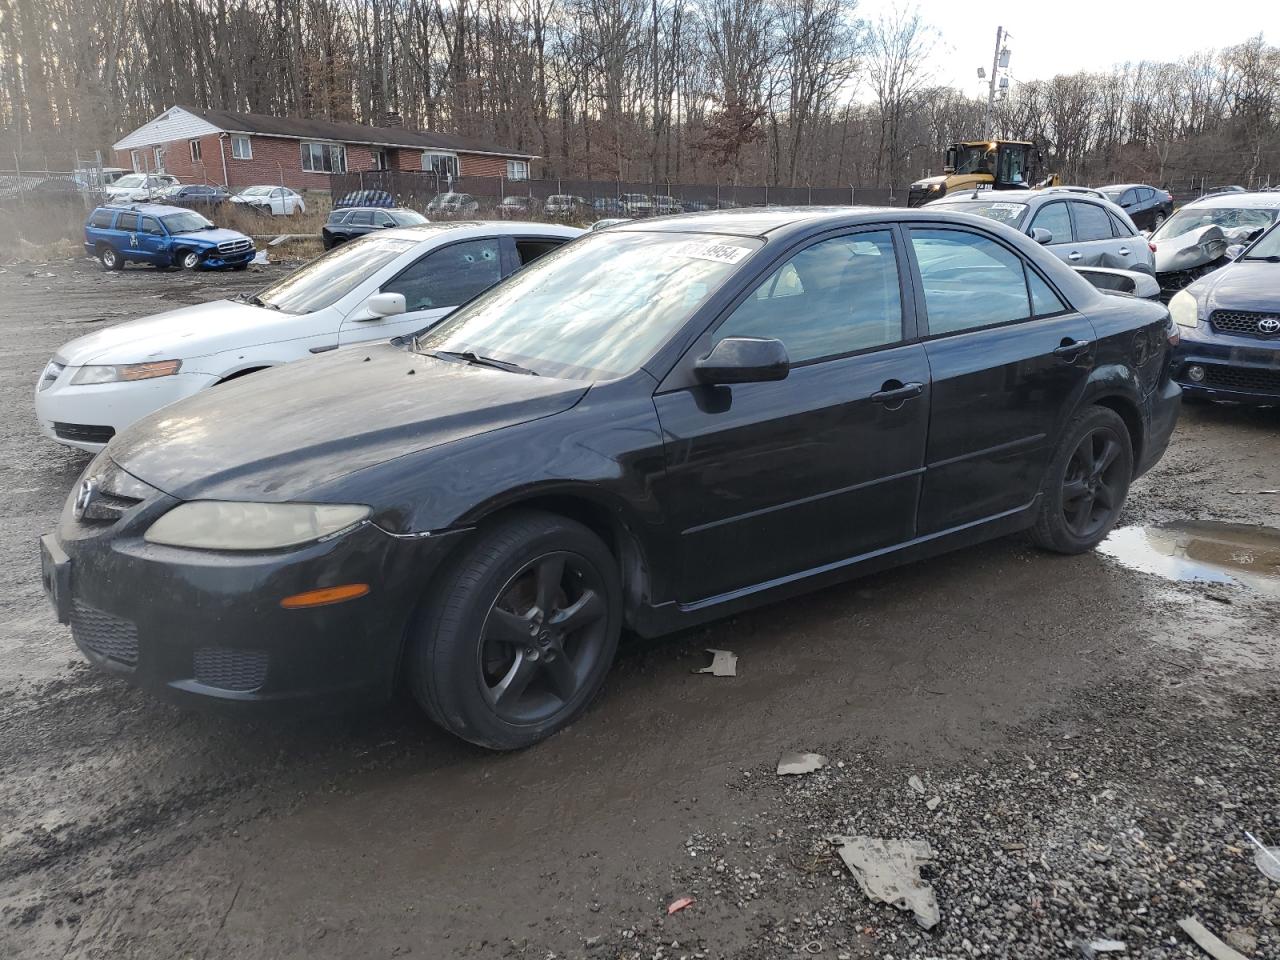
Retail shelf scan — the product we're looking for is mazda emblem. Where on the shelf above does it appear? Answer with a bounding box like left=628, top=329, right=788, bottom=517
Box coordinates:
left=1258, top=317, right=1280, bottom=335
left=72, top=477, right=98, bottom=521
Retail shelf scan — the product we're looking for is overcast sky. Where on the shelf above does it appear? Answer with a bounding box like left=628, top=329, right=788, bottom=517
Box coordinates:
left=860, top=1, right=1272, bottom=90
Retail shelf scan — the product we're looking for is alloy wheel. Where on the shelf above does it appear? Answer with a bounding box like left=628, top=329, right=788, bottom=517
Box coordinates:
left=1061, top=428, right=1126, bottom=539
left=181, top=252, right=200, bottom=270
left=477, top=551, right=610, bottom=724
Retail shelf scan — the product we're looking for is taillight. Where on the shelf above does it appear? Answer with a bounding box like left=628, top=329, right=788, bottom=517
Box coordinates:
left=1167, top=318, right=1180, bottom=347
left=1149, top=243, right=1158, bottom=253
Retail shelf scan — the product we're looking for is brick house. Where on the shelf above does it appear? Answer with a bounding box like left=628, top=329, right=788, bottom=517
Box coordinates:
left=111, top=106, right=537, bottom=192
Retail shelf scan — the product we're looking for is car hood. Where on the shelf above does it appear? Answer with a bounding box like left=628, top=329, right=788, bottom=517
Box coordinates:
left=171, top=227, right=248, bottom=248
left=106, top=344, right=590, bottom=502
left=1153, top=223, right=1260, bottom=273
left=1191, top=261, right=1280, bottom=313
left=53, top=299, right=288, bottom=366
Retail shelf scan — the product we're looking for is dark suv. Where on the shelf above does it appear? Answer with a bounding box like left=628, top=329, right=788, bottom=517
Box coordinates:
left=84, top=204, right=255, bottom=271
left=1099, top=184, right=1174, bottom=231
left=321, top=207, right=428, bottom=249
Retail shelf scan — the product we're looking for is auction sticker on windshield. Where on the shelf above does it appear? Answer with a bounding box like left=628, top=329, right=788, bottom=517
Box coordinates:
left=672, top=239, right=752, bottom=264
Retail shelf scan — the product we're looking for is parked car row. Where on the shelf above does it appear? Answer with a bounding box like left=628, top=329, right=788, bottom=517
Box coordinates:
left=40, top=206, right=1192, bottom=752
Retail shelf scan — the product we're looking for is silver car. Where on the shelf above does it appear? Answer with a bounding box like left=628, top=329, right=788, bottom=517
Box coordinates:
left=925, top=189, right=1155, bottom=273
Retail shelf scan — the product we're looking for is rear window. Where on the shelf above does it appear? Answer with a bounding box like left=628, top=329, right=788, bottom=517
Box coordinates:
left=88, top=209, right=114, bottom=228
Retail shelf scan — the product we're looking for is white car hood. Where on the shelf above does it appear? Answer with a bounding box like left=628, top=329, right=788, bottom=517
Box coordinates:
left=54, top=299, right=300, bottom=366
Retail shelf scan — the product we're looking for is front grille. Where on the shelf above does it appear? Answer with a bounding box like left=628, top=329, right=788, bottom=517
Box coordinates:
left=71, top=600, right=139, bottom=666
left=216, top=238, right=253, bottom=256
left=1210, top=310, right=1280, bottom=339
left=193, top=647, right=269, bottom=692
left=54, top=422, right=115, bottom=445
left=1200, top=365, right=1280, bottom=396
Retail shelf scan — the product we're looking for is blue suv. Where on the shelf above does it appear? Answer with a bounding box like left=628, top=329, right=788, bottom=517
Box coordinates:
left=84, top=204, right=255, bottom=271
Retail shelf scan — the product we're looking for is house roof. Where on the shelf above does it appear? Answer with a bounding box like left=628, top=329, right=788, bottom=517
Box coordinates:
left=120, top=106, right=536, bottom=159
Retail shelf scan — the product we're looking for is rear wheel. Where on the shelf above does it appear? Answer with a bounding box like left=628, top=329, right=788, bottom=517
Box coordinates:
left=98, top=245, right=122, bottom=270
left=1030, top=406, right=1134, bottom=554
left=406, top=511, right=621, bottom=750
left=1154, top=211, right=1167, bottom=229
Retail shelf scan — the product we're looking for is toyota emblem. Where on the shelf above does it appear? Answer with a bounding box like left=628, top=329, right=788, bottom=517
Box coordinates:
left=72, top=477, right=98, bottom=522
left=1258, top=317, right=1280, bottom=335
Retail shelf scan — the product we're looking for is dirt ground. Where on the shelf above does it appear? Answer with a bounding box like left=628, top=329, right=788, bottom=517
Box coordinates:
left=1, top=258, right=1279, bottom=960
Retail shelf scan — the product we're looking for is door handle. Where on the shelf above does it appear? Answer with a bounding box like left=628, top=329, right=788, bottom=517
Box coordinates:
left=1067, top=251, right=1082, bottom=261
left=871, top=380, right=925, bottom=405
left=1117, top=247, right=1131, bottom=255
left=1052, top=339, right=1091, bottom=361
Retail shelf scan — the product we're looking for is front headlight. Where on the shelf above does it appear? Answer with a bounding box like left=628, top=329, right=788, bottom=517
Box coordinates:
left=1169, top=290, right=1200, bottom=329
left=145, top=501, right=371, bottom=550
left=71, top=360, right=182, bottom=385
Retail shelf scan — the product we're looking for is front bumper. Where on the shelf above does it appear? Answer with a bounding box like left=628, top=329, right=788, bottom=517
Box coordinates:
left=34, top=372, right=218, bottom=452
left=43, top=486, right=465, bottom=709
left=1171, top=330, right=1280, bottom=403
left=196, top=248, right=255, bottom=269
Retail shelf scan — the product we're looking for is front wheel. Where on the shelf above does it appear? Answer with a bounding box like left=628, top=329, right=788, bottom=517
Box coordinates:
left=406, top=510, right=622, bottom=750
left=178, top=250, right=201, bottom=270
left=1030, top=406, right=1134, bottom=554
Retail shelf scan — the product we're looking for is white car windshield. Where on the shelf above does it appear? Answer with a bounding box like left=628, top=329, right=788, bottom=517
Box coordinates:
left=416, top=230, right=761, bottom=380
left=926, top=200, right=1029, bottom=227
left=1152, top=206, right=1278, bottom=241
left=112, top=174, right=147, bottom=188
left=251, top=236, right=416, bottom=314
left=238, top=186, right=273, bottom=197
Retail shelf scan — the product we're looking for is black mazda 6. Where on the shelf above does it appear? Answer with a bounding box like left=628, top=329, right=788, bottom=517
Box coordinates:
left=41, top=208, right=1181, bottom=749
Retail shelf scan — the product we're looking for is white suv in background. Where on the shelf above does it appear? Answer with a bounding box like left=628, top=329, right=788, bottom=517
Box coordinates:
left=35, top=222, right=583, bottom=451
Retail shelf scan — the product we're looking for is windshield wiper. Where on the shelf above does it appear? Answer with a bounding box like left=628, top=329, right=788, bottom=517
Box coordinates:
left=1242, top=254, right=1280, bottom=262
left=237, top=293, right=279, bottom=311
left=431, top=350, right=538, bottom=376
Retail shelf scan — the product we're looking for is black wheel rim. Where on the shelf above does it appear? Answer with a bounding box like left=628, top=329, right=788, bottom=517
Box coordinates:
left=478, top=551, right=610, bottom=724
left=1062, top=428, right=1125, bottom=539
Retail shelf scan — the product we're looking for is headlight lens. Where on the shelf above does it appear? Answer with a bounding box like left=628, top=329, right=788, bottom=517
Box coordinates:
left=72, top=360, right=182, bottom=385
left=1169, top=290, right=1200, bottom=329
left=144, top=502, right=371, bottom=550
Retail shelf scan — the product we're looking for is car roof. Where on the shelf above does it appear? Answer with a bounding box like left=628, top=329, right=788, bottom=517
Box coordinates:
left=930, top=189, right=1107, bottom=207
left=96, top=203, right=191, bottom=216
left=377, top=221, right=583, bottom=242
left=339, top=206, right=419, bottom=213
left=1183, top=191, right=1280, bottom=210
left=1097, top=183, right=1151, bottom=191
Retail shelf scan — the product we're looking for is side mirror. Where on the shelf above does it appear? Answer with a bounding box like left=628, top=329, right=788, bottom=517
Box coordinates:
left=1030, top=227, right=1053, bottom=245
left=1224, top=243, right=1246, bottom=261
left=362, top=292, right=407, bottom=318
left=694, top=337, right=790, bottom=385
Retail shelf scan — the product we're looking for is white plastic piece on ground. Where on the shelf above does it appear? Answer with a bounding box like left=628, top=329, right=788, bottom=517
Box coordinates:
left=832, top=836, right=940, bottom=930
left=1245, top=831, right=1280, bottom=881
left=695, top=648, right=737, bottom=677
left=926, top=796, right=941, bottom=811
left=252, top=250, right=269, bottom=264
left=777, top=752, right=828, bottom=776
left=1089, top=940, right=1127, bottom=953
left=1178, top=918, right=1249, bottom=960
left=908, top=774, right=925, bottom=794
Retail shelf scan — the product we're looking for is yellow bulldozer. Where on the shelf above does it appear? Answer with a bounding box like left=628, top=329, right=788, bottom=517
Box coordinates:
left=907, top=140, right=1059, bottom=207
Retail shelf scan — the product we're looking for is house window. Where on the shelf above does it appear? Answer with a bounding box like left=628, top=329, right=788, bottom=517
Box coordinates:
left=189, top=139, right=202, bottom=163
left=506, top=159, right=529, bottom=181
left=230, top=135, right=252, bottom=160
left=421, top=151, right=459, bottom=180
left=300, top=141, right=347, bottom=173
left=130, top=150, right=142, bottom=172
left=372, top=148, right=389, bottom=171
left=154, top=146, right=165, bottom=172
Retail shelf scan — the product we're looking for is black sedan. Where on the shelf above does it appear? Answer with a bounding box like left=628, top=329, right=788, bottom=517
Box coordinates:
left=322, top=206, right=428, bottom=248
left=41, top=208, right=1180, bottom=749
left=1099, top=184, right=1174, bottom=231
left=166, top=184, right=231, bottom=210
left=1169, top=220, right=1280, bottom=402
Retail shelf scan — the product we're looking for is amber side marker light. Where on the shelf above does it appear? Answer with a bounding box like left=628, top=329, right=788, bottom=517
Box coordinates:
left=280, top=583, right=371, bottom=609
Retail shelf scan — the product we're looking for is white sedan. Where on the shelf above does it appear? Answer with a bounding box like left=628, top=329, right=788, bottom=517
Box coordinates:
left=230, top=185, right=307, bottom=216
left=35, top=221, right=583, bottom=451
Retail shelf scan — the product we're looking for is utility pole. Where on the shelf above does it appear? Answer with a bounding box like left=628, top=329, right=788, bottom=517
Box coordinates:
left=984, top=26, right=1004, bottom=140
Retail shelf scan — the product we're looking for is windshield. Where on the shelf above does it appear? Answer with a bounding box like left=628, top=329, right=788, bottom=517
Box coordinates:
left=1242, top=223, right=1280, bottom=260
left=237, top=186, right=272, bottom=197
left=254, top=236, right=415, bottom=314
left=161, top=211, right=214, bottom=233
left=1152, top=206, right=1279, bottom=241
left=952, top=144, right=991, bottom=175
left=112, top=174, right=146, bottom=188
left=926, top=199, right=1028, bottom=227
left=416, top=231, right=761, bottom=379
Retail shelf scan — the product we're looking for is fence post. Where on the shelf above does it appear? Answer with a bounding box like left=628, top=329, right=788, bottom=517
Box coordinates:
left=557, top=178, right=562, bottom=195
left=716, top=183, right=720, bottom=209
left=807, top=184, right=812, bottom=206
left=850, top=184, right=855, bottom=206
left=764, top=184, right=768, bottom=207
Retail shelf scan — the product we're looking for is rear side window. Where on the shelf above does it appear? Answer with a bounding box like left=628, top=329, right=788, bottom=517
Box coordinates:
left=383, top=238, right=502, bottom=311
left=1029, top=202, right=1071, bottom=244
left=1137, top=187, right=1154, bottom=202
left=1108, top=211, right=1135, bottom=238
left=515, top=238, right=566, bottom=266
left=116, top=212, right=139, bottom=231
left=1072, top=203, right=1113, bottom=242
left=910, top=228, right=1030, bottom=334
left=88, top=209, right=114, bottom=228
left=350, top=210, right=374, bottom=226
left=718, top=230, right=904, bottom=362
left=1028, top=271, right=1067, bottom=317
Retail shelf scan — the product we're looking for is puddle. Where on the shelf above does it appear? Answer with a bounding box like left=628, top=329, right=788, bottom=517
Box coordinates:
left=1099, top=521, right=1280, bottom=597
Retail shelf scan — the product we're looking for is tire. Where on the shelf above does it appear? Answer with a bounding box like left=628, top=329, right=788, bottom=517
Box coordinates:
left=98, top=245, right=122, bottom=270
left=1030, top=406, right=1134, bottom=554
left=406, top=510, right=622, bottom=750
left=1154, top=211, right=1167, bottom=228
left=232, top=262, right=249, bottom=271
left=177, top=250, right=200, bottom=270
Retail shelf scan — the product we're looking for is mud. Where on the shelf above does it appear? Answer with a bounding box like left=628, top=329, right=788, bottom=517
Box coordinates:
left=1, top=259, right=1279, bottom=959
